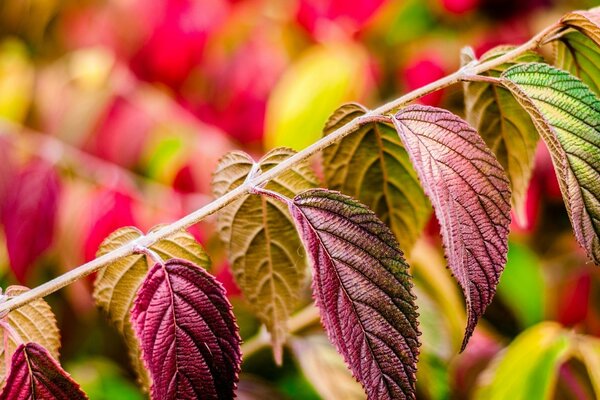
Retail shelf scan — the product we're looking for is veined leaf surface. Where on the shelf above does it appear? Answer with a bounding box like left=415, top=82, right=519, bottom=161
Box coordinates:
left=559, top=8, right=600, bottom=46
left=0, top=286, right=60, bottom=382
left=501, top=63, right=600, bottom=265
left=131, top=259, right=241, bottom=399
left=463, top=47, right=542, bottom=223
left=93, top=226, right=210, bottom=387
left=0, top=343, right=87, bottom=400
left=555, top=31, right=600, bottom=96
left=322, top=103, right=430, bottom=252
left=212, top=148, right=316, bottom=363
left=285, top=189, right=420, bottom=400
left=393, top=105, right=511, bottom=350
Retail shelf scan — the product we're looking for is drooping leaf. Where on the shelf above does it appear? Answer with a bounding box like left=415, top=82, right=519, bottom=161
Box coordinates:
left=474, top=322, right=572, bottom=400
left=393, top=105, right=511, bottom=350
left=284, top=189, right=420, bottom=400
left=291, top=335, right=365, bottom=400
left=0, top=286, right=60, bottom=382
left=322, top=103, right=430, bottom=252
left=559, top=8, right=600, bottom=46
left=574, top=335, right=600, bottom=398
left=131, top=258, right=241, bottom=399
left=93, top=226, right=210, bottom=388
left=0, top=343, right=87, bottom=400
left=554, top=31, right=600, bottom=96
left=463, top=47, right=542, bottom=223
left=1, top=159, right=61, bottom=283
left=212, top=148, right=316, bottom=363
left=501, top=63, right=600, bottom=265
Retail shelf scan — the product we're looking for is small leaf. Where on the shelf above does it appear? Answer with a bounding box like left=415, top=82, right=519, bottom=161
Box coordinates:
left=93, top=226, right=210, bottom=388
left=0, top=343, right=87, bottom=400
left=286, top=189, right=420, bottom=400
left=1, top=159, right=61, bottom=283
left=501, top=63, right=600, bottom=265
left=291, top=335, right=365, bottom=400
left=0, top=286, right=60, bottom=382
left=322, top=103, right=430, bottom=252
left=212, top=148, right=316, bottom=363
left=131, top=258, right=241, bottom=399
left=463, top=47, right=542, bottom=223
left=393, top=105, right=511, bottom=350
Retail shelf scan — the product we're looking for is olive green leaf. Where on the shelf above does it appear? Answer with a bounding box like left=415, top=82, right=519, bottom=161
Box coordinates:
left=0, top=286, right=60, bottom=382
left=93, top=226, right=210, bottom=389
left=322, top=103, right=430, bottom=252
left=212, top=148, right=317, bottom=364
left=464, top=47, right=543, bottom=223
left=502, top=63, right=600, bottom=265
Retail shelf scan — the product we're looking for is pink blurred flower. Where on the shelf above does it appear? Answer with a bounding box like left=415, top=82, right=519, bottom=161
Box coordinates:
left=401, top=53, right=447, bottom=106
left=439, top=0, right=480, bottom=15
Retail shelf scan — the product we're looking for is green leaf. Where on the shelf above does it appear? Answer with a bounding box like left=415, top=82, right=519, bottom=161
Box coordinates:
left=463, top=47, right=543, bottom=223
left=501, top=63, right=600, bottom=265
left=475, top=322, right=572, bottom=400
left=322, top=103, right=430, bottom=252
left=212, top=148, right=317, bottom=363
left=555, top=31, right=600, bottom=96
left=265, top=43, right=369, bottom=150
left=93, top=226, right=210, bottom=389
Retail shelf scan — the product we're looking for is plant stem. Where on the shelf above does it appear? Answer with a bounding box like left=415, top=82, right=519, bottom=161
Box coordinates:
left=0, top=20, right=563, bottom=315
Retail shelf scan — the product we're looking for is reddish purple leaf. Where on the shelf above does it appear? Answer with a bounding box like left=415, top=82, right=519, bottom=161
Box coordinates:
left=131, top=258, right=241, bottom=399
left=286, top=189, right=420, bottom=400
left=393, top=104, right=511, bottom=350
left=1, top=160, right=61, bottom=283
left=0, top=342, right=87, bottom=400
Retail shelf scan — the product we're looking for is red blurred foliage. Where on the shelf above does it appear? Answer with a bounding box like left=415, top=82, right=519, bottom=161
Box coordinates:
left=214, top=261, right=241, bottom=298
left=534, top=143, right=562, bottom=201
left=474, top=18, right=531, bottom=57
left=400, top=54, right=447, bottom=106
left=1, top=160, right=61, bottom=283
left=439, top=0, right=480, bottom=15
left=557, top=270, right=591, bottom=327
left=510, top=176, right=541, bottom=233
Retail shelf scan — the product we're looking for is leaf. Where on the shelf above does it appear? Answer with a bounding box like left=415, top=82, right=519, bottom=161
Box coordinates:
left=0, top=286, right=60, bottom=382
left=393, top=105, right=511, bottom=350
left=559, top=8, right=600, bottom=46
left=291, top=335, right=365, bottom=400
left=1, top=159, right=61, bottom=283
left=322, top=103, right=430, bottom=252
left=285, top=189, right=420, bottom=400
left=265, top=42, right=369, bottom=150
left=574, top=335, right=600, bottom=398
left=501, top=63, right=600, bottom=265
left=131, top=258, right=241, bottom=399
left=554, top=31, right=600, bottom=96
left=0, top=343, right=87, bottom=400
left=93, top=226, right=210, bottom=388
left=212, top=148, right=316, bottom=363
left=463, top=47, right=542, bottom=223
left=474, top=322, right=572, bottom=400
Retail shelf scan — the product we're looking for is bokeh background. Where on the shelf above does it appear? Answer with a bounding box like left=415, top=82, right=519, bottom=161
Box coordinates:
left=1, top=0, right=600, bottom=398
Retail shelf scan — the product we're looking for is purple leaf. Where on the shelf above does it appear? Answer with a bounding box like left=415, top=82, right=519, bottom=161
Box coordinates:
left=1, top=160, right=61, bottom=283
left=131, top=258, right=241, bottom=399
left=286, top=189, right=420, bottom=400
left=393, top=104, right=511, bottom=350
left=0, top=342, right=87, bottom=400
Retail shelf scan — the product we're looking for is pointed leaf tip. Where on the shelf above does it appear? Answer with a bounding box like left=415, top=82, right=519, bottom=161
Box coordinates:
left=288, top=188, right=420, bottom=400
left=131, top=258, right=242, bottom=399
left=393, top=104, right=511, bottom=350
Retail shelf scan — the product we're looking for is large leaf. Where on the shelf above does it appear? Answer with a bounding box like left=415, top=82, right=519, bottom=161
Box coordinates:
left=322, top=103, right=430, bottom=252
left=131, top=258, right=241, bottom=399
left=0, top=343, right=87, bottom=400
left=501, top=63, right=600, bottom=265
left=474, top=322, right=572, bottom=400
left=93, top=226, right=210, bottom=387
left=291, top=335, right=365, bottom=400
left=393, top=105, right=511, bottom=350
left=212, top=148, right=316, bottom=363
left=0, top=286, right=60, bottom=382
left=559, top=8, right=600, bottom=46
left=1, top=159, right=61, bottom=283
left=463, top=47, right=542, bottom=223
left=555, top=31, right=600, bottom=96
left=283, top=188, right=419, bottom=399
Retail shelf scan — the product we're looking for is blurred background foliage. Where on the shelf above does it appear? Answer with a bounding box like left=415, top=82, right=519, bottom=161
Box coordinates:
left=1, top=0, right=600, bottom=398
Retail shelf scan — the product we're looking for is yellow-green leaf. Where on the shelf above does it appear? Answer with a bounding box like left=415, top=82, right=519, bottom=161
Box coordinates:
left=502, top=63, right=600, bottom=265
left=212, top=148, right=317, bottom=363
left=554, top=31, right=600, bottom=96
left=0, top=39, right=33, bottom=123
left=265, top=42, right=369, bottom=151
left=93, top=226, right=210, bottom=388
left=464, top=47, right=542, bottom=223
left=0, top=286, right=60, bottom=382
left=322, top=103, right=430, bottom=252
left=474, top=322, right=572, bottom=400
left=574, top=335, right=600, bottom=397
